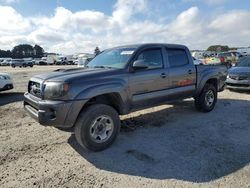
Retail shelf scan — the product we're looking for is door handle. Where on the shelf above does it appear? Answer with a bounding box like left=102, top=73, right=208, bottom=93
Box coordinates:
left=161, top=73, right=167, bottom=78
left=188, top=70, right=193, bottom=74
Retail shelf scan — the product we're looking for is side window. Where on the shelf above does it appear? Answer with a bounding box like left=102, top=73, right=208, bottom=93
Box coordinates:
left=136, top=49, right=163, bottom=70
left=167, top=49, right=189, bottom=67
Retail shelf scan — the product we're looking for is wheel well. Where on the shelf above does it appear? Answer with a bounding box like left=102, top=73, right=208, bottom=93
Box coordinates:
left=84, top=93, right=125, bottom=115
left=206, top=78, right=218, bottom=90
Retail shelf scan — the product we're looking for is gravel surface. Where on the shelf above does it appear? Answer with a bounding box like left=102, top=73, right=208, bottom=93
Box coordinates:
left=0, top=66, right=250, bottom=187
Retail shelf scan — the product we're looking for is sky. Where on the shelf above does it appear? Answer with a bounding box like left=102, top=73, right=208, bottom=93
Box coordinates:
left=0, top=0, right=250, bottom=54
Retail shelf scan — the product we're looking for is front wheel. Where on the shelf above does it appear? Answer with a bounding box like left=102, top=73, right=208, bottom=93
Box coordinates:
left=75, top=104, right=120, bottom=151
left=195, top=83, right=217, bottom=112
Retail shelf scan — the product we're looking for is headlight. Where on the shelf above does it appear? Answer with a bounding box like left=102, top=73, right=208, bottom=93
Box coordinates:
left=226, top=75, right=229, bottom=79
left=44, top=82, right=69, bottom=99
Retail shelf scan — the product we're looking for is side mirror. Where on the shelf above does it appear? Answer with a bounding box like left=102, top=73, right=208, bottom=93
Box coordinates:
left=132, top=60, right=148, bottom=70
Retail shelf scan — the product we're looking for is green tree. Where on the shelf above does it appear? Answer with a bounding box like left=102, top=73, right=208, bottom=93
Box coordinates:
left=94, top=46, right=101, bottom=56
left=207, top=45, right=230, bottom=52
left=12, top=44, right=34, bottom=58
left=33, top=44, right=44, bottom=58
left=0, top=50, right=12, bottom=58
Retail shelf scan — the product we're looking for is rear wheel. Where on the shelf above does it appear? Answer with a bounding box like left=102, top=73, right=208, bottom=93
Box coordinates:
left=195, top=83, right=217, bottom=112
left=75, top=104, right=120, bottom=151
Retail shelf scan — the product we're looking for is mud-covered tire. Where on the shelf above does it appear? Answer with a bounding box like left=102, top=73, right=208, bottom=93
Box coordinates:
left=195, top=83, right=217, bottom=112
left=75, top=104, right=120, bottom=152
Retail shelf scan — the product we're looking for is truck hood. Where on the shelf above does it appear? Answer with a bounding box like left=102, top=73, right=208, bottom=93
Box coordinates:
left=229, top=67, right=250, bottom=75
left=33, top=67, right=119, bottom=83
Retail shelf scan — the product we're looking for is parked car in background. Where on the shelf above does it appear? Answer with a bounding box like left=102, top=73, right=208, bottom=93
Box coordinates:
left=226, top=56, right=250, bottom=90
left=10, top=59, right=33, bottom=68
left=38, top=57, right=48, bottom=65
left=0, top=72, right=13, bottom=91
left=237, top=47, right=250, bottom=56
left=73, top=59, right=79, bottom=65
left=203, top=51, right=217, bottom=58
left=218, top=52, right=242, bottom=67
left=55, top=56, right=68, bottom=65
left=47, top=55, right=59, bottom=65
left=67, top=56, right=77, bottom=65
left=204, top=57, right=221, bottom=65
left=33, top=58, right=41, bottom=65
left=77, top=57, right=93, bottom=67
left=192, top=51, right=204, bottom=59
left=0, top=58, right=12, bottom=66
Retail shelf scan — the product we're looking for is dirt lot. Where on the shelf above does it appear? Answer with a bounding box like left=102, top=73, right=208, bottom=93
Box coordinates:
left=0, top=65, right=250, bottom=187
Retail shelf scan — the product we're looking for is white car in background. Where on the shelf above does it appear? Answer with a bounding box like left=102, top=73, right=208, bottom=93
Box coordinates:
left=0, top=73, right=13, bottom=92
left=0, top=58, right=12, bottom=66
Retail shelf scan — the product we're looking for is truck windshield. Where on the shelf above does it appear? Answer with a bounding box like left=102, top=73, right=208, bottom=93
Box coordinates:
left=87, top=48, right=135, bottom=69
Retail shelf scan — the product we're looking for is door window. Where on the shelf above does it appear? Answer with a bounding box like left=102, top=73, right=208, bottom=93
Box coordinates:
left=136, top=49, right=163, bottom=70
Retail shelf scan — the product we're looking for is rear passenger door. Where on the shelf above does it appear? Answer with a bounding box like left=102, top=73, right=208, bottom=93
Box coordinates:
left=166, top=48, right=196, bottom=99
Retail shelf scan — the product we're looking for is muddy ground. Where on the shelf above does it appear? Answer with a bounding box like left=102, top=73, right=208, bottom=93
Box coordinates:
left=0, top=65, right=249, bottom=187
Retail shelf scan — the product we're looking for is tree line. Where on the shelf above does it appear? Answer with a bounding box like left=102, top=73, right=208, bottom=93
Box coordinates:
left=0, top=44, right=44, bottom=58
left=206, top=45, right=250, bottom=52
left=0, top=44, right=244, bottom=59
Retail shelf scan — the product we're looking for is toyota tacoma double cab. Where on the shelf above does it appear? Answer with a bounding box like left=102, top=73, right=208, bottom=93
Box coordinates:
left=24, top=44, right=227, bottom=151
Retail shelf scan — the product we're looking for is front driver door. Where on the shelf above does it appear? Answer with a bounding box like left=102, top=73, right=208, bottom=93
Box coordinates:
left=129, top=47, right=169, bottom=107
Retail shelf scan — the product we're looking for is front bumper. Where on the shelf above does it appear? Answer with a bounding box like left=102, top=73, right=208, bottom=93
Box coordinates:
left=226, top=78, right=250, bottom=90
left=0, top=84, right=13, bottom=91
left=24, top=92, right=88, bottom=128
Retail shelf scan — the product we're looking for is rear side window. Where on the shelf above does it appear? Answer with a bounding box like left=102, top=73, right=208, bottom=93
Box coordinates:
left=166, top=49, right=189, bottom=67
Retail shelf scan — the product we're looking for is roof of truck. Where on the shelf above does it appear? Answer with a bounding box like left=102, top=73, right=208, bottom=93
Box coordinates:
left=109, top=43, right=188, bottom=50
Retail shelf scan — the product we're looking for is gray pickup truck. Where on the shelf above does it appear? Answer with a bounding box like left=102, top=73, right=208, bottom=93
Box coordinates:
left=24, top=44, right=227, bottom=151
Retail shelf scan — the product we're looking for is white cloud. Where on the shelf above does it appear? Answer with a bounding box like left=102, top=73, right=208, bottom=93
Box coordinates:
left=0, top=1, right=250, bottom=54
left=112, top=0, right=147, bottom=25
left=0, top=6, right=30, bottom=35
left=168, top=7, right=203, bottom=38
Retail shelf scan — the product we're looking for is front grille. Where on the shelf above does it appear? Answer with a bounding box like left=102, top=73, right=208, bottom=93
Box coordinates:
left=229, top=75, right=250, bottom=80
left=238, top=76, right=249, bottom=80
left=229, top=75, right=237, bottom=80
left=28, top=81, right=42, bottom=98
left=227, top=83, right=249, bottom=87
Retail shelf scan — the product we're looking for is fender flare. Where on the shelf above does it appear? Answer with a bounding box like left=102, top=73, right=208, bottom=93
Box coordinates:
left=195, top=72, right=219, bottom=96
